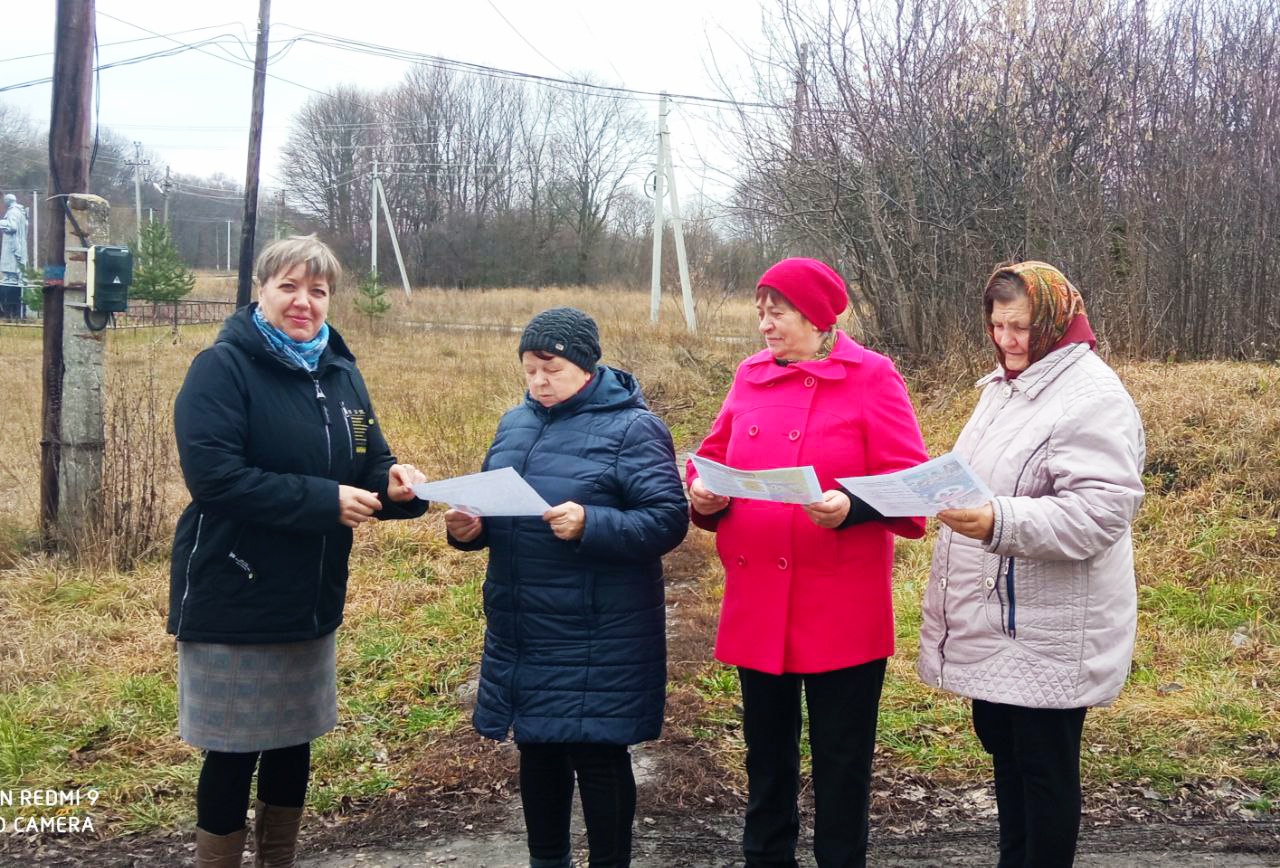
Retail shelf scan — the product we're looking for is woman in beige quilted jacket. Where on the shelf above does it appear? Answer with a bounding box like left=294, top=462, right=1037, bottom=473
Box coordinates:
left=917, top=260, right=1145, bottom=868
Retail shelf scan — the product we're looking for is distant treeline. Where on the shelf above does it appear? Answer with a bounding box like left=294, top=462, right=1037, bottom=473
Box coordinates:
left=731, top=0, right=1280, bottom=359
left=2, top=0, right=1275, bottom=359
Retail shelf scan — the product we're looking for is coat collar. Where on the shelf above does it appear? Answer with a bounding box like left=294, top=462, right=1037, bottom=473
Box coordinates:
left=741, top=330, right=866, bottom=385
left=974, top=342, right=1092, bottom=399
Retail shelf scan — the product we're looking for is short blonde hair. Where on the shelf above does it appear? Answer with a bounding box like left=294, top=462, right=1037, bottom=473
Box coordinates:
left=254, top=234, right=342, bottom=291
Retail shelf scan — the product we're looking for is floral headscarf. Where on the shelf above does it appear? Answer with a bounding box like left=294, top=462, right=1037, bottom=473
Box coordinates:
left=984, top=260, right=1088, bottom=369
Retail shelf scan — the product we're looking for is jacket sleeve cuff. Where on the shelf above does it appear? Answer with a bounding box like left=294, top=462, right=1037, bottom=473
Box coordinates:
left=447, top=529, right=489, bottom=551
left=690, top=501, right=728, bottom=532
left=837, top=488, right=884, bottom=528
left=984, top=497, right=1012, bottom=554
left=379, top=494, right=430, bottom=520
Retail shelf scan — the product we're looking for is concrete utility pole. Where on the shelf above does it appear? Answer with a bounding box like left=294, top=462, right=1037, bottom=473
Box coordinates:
left=58, top=194, right=110, bottom=543
left=42, top=0, right=95, bottom=546
left=370, top=158, right=378, bottom=281
left=274, top=189, right=285, bottom=239
left=649, top=111, right=666, bottom=325
left=226, top=219, right=232, bottom=271
left=373, top=172, right=412, bottom=297
left=161, top=166, right=171, bottom=225
left=127, top=140, right=148, bottom=243
left=31, top=190, right=38, bottom=268
left=236, top=0, right=271, bottom=309
left=648, top=93, right=696, bottom=333
left=791, top=43, right=810, bottom=155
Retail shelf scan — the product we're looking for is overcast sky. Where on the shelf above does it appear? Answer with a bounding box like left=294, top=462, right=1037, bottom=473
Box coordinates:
left=3, top=1, right=769, bottom=208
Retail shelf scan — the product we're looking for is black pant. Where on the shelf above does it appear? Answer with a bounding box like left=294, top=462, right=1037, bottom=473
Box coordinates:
left=972, top=700, right=1088, bottom=868
left=518, top=741, right=636, bottom=868
left=196, top=742, right=311, bottom=835
left=738, top=658, right=887, bottom=868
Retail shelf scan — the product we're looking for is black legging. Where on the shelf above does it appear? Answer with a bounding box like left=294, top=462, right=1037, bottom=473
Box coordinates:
left=196, top=742, right=311, bottom=835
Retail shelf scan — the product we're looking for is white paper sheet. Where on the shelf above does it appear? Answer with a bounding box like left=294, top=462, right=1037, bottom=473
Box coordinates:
left=690, top=454, right=824, bottom=505
left=411, top=466, right=551, bottom=516
left=836, top=452, right=994, bottom=517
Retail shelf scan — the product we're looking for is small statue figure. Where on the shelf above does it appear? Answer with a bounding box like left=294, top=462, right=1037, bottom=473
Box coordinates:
left=0, top=193, right=29, bottom=286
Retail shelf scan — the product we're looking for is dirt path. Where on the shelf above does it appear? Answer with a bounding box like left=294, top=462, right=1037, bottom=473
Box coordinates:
left=5, top=544, right=1278, bottom=867
left=295, top=803, right=1280, bottom=867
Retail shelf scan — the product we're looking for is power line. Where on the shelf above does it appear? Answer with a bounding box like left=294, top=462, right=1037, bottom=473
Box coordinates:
left=2, top=15, right=791, bottom=120
left=94, top=10, right=333, bottom=98
left=484, top=0, right=578, bottom=82
left=271, top=24, right=786, bottom=114
left=0, top=34, right=257, bottom=94
left=0, top=21, right=247, bottom=65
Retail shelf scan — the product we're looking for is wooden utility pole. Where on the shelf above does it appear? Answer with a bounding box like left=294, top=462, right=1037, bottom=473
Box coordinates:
left=41, top=0, right=95, bottom=546
left=236, top=0, right=271, bottom=308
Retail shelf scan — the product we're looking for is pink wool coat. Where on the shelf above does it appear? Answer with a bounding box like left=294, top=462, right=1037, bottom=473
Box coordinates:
left=689, top=331, right=929, bottom=674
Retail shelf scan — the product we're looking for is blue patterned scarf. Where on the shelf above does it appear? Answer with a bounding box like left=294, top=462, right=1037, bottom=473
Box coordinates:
left=252, top=305, right=330, bottom=372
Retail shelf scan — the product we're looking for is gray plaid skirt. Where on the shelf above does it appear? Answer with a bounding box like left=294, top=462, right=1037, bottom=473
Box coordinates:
left=177, top=631, right=338, bottom=753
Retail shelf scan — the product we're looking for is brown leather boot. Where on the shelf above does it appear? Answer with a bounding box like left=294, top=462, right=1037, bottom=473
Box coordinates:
left=251, top=799, right=304, bottom=868
left=194, top=826, right=247, bottom=867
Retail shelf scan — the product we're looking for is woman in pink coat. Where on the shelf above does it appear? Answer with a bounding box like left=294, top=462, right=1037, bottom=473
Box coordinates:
left=688, top=258, right=929, bottom=867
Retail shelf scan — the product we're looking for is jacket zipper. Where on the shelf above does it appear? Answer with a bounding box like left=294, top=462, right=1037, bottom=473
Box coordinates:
left=313, top=374, right=331, bottom=633
left=1005, top=557, right=1017, bottom=638
left=177, top=512, right=204, bottom=635
left=313, top=376, right=332, bottom=473
left=993, top=555, right=1006, bottom=630
left=340, top=400, right=355, bottom=460
left=936, top=530, right=951, bottom=688
left=508, top=414, right=550, bottom=709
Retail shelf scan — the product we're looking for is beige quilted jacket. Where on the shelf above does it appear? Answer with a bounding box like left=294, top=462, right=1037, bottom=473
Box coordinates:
left=917, top=343, right=1146, bottom=708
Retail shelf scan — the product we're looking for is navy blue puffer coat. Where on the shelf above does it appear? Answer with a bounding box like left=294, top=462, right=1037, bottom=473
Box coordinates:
left=450, top=366, right=689, bottom=744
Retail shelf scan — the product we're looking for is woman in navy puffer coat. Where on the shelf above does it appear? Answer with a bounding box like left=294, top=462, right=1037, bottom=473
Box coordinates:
left=446, top=307, right=688, bottom=868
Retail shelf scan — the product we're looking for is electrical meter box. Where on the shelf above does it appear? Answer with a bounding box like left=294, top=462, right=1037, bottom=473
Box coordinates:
left=86, top=245, right=133, bottom=313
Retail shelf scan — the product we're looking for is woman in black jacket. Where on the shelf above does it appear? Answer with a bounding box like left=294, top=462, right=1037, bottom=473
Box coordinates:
left=445, top=307, right=688, bottom=868
left=169, top=235, right=426, bottom=867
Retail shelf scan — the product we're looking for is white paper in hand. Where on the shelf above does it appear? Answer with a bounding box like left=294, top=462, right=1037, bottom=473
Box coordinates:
left=412, top=466, right=551, bottom=516
left=690, top=454, right=823, bottom=505
left=836, top=452, right=993, bottom=517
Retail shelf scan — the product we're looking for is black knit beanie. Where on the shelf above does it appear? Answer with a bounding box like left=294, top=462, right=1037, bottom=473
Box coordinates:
left=518, top=307, right=601, bottom=373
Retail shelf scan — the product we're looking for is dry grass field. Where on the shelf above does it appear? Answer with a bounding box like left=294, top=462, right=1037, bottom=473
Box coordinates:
left=0, top=284, right=1276, bottom=836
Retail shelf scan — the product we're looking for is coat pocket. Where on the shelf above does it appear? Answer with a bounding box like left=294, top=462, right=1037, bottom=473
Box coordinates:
left=1011, top=558, right=1087, bottom=663
left=980, top=552, right=1007, bottom=635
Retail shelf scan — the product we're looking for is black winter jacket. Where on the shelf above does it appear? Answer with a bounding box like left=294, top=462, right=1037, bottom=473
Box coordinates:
left=167, top=305, right=426, bottom=643
left=450, top=366, right=689, bottom=745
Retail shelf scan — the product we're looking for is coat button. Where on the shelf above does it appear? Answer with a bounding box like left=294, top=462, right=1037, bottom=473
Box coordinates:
left=737, top=555, right=747, bottom=566
left=788, top=430, right=800, bottom=441
left=804, top=376, right=815, bottom=387
left=939, top=577, right=948, bottom=590
left=748, top=425, right=759, bottom=436
left=984, top=576, right=996, bottom=589
left=777, top=557, right=788, bottom=570
left=1002, top=384, right=1014, bottom=398
left=936, top=675, right=943, bottom=687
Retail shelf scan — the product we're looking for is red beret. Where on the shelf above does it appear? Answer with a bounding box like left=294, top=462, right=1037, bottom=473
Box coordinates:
left=757, top=258, right=848, bottom=330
